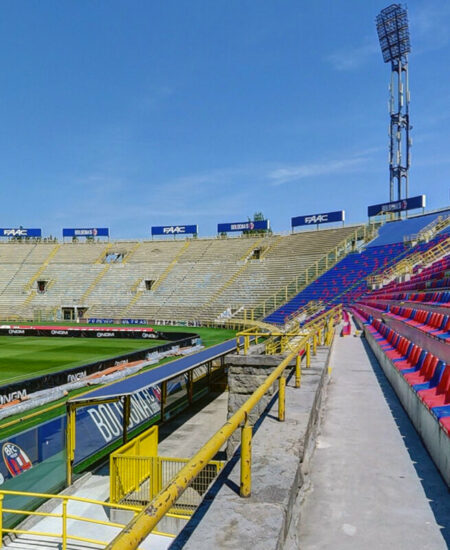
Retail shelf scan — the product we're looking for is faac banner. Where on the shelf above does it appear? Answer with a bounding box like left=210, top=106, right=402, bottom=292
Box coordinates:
left=217, top=220, right=270, bottom=233
left=291, top=210, right=345, bottom=228
left=63, top=228, right=109, bottom=238
left=151, top=225, right=198, bottom=236
left=367, top=195, right=426, bottom=217
left=0, top=228, right=42, bottom=238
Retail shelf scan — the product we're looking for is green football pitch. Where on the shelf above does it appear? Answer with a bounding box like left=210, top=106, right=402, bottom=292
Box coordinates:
left=0, top=325, right=237, bottom=386
left=0, top=336, right=167, bottom=386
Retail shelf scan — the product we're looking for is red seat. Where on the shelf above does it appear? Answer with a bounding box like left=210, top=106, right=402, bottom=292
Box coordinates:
left=404, top=355, right=438, bottom=386
left=418, top=366, right=450, bottom=408
left=394, top=345, right=421, bottom=370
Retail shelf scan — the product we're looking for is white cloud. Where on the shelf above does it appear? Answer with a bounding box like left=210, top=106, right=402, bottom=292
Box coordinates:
left=410, top=2, right=450, bottom=53
left=267, top=154, right=371, bottom=186
left=326, top=39, right=378, bottom=72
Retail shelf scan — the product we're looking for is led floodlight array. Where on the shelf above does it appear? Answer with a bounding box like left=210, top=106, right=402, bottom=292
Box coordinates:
left=376, top=4, right=412, bottom=206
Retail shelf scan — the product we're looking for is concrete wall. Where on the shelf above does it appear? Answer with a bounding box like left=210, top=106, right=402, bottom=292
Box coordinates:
left=171, top=345, right=332, bottom=550
left=356, top=304, right=450, bottom=363
left=355, top=317, right=450, bottom=487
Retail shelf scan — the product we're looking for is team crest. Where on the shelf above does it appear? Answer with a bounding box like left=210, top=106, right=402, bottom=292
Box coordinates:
left=2, top=442, right=32, bottom=477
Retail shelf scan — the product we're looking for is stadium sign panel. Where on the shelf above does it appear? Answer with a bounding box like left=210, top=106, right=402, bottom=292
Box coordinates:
left=0, top=361, right=198, bottom=485
left=63, top=228, right=109, bottom=238
left=291, top=210, right=345, bottom=228
left=0, top=228, right=42, bottom=238
left=367, top=195, right=425, bottom=217
left=151, top=225, right=198, bottom=236
left=217, top=220, right=270, bottom=233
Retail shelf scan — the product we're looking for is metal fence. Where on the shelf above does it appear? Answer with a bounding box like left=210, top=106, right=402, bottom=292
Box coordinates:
left=111, top=455, right=223, bottom=515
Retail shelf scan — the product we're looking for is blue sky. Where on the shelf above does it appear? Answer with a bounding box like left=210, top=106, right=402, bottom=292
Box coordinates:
left=0, top=0, right=449, bottom=238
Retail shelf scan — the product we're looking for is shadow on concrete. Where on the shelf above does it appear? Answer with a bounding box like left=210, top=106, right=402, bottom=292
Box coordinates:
left=361, top=337, right=450, bottom=546
left=158, top=391, right=224, bottom=443
left=92, top=391, right=225, bottom=479
left=170, top=368, right=296, bottom=549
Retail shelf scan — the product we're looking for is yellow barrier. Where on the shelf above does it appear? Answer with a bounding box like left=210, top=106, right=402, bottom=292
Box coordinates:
left=0, top=489, right=175, bottom=550
left=105, top=314, right=338, bottom=549
left=368, top=235, right=450, bottom=287
left=110, top=425, right=223, bottom=515
left=235, top=305, right=342, bottom=356
left=110, top=425, right=159, bottom=505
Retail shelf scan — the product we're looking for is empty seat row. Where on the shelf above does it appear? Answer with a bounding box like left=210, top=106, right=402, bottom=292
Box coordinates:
left=386, top=306, right=450, bottom=342
left=362, top=316, right=450, bottom=435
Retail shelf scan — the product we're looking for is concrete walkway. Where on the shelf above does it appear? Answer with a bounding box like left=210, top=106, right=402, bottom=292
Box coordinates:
left=3, top=392, right=228, bottom=550
left=288, top=327, right=448, bottom=550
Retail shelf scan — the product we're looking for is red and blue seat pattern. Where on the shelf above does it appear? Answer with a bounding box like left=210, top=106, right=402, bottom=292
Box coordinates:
left=354, top=311, right=450, bottom=436
left=265, top=243, right=405, bottom=324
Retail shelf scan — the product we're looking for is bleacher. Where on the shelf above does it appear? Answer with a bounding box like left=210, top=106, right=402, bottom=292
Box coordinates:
left=351, top=245, right=450, bottom=459
left=265, top=210, right=450, bottom=324
left=353, top=311, right=450, bottom=435
left=0, top=226, right=360, bottom=323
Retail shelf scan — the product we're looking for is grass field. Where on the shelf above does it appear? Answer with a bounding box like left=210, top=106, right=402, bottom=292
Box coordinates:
left=0, top=336, right=167, bottom=386
left=0, top=324, right=236, bottom=437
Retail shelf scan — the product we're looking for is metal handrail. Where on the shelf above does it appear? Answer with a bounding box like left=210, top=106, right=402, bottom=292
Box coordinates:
left=235, top=224, right=374, bottom=323
left=0, top=489, right=177, bottom=549
left=105, top=309, right=339, bottom=549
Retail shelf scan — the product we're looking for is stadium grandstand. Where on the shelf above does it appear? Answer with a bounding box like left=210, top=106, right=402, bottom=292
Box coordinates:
left=0, top=206, right=449, bottom=549
left=1, top=2, right=450, bottom=549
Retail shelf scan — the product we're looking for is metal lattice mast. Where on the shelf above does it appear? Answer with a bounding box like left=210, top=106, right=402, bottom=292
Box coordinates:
left=376, top=4, right=411, bottom=203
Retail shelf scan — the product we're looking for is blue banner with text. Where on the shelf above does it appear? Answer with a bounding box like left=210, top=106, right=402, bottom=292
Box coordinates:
left=291, top=210, right=345, bottom=228
left=63, top=228, right=109, bottom=237
left=367, top=195, right=426, bottom=217
left=0, top=228, right=42, bottom=238
left=151, top=225, right=198, bottom=236
left=217, top=220, right=269, bottom=233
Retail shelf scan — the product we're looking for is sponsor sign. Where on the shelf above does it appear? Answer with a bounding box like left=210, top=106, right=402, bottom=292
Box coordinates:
left=0, top=342, right=217, bottom=486
left=0, top=228, right=42, bottom=238
left=0, top=328, right=198, bottom=401
left=151, top=225, right=198, bottom=236
left=0, top=327, right=161, bottom=340
left=367, top=195, right=426, bottom=217
left=291, top=210, right=345, bottom=228
left=88, top=318, right=147, bottom=326
left=217, top=220, right=270, bottom=233
left=63, top=228, right=109, bottom=238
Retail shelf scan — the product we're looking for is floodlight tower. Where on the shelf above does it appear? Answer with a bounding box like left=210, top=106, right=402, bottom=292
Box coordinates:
left=376, top=4, right=411, bottom=203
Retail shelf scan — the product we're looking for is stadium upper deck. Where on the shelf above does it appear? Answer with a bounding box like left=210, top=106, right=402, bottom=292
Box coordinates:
left=0, top=210, right=448, bottom=325
left=0, top=226, right=362, bottom=323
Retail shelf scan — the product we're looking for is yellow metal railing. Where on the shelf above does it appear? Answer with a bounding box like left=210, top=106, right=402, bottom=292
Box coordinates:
left=130, top=277, right=143, bottom=293
left=257, top=233, right=284, bottom=259
left=283, top=299, right=324, bottom=328
left=111, top=455, right=223, bottom=515
left=123, top=241, right=142, bottom=263
left=79, top=264, right=110, bottom=302
left=198, top=236, right=268, bottom=314
left=105, top=309, right=339, bottom=549
left=403, top=214, right=450, bottom=245
left=95, top=242, right=113, bottom=264
left=151, top=240, right=191, bottom=292
left=109, top=425, right=223, bottom=515
left=0, top=489, right=175, bottom=550
left=23, top=243, right=61, bottom=292
left=368, top=235, right=450, bottom=287
left=110, top=426, right=158, bottom=504
left=260, top=306, right=341, bottom=356
left=235, top=225, right=374, bottom=323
